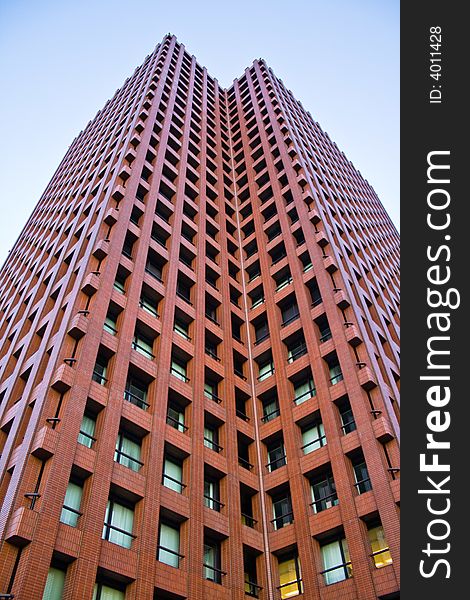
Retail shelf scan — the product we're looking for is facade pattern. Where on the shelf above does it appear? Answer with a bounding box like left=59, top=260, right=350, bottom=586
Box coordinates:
left=0, top=34, right=400, bottom=600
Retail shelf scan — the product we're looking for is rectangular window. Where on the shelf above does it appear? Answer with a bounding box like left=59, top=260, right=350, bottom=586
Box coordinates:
left=204, top=426, right=220, bottom=452
left=171, top=359, right=188, bottom=382
left=204, top=479, right=222, bottom=511
left=294, top=378, right=316, bottom=405
left=174, top=319, right=190, bottom=340
left=158, top=522, right=181, bottom=568
left=103, top=315, right=117, bottom=336
left=163, top=457, right=183, bottom=493
left=267, top=442, right=286, bottom=472
left=329, top=363, right=343, bottom=385
left=140, top=295, right=158, bottom=317
left=102, top=500, right=134, bottom=548
left=204, top=541, right=222, bottom=583
left=301, top=423, right=326, bottom=454
left=311, top=474, right=338, bottom=513
left=114, top=433, right=142, bottom=472
left=278, top=555, right=302, bottom=598
left=167, top=404, right=186, bottom=432
left=272, top=496, right=293, bottom=530
left=320, top=538, right=352, bottom=585
left=258, top=360, right=275, bottom=382
left=124, top=379, right=149, bottom=410
left=92, top=358, right=107, bottom=385
left=132, top=334, right=154, bottom=359
left=368, top=525, right=392, bottom=568
left=340, top=405, right=356, bottom=434
left=78, top=414, right=96, bottom=448
left=353, top=460, right=372, bottom=494
left=60, top=481, right=83, bottom=527
left=42, top=567, right=65, bottom=600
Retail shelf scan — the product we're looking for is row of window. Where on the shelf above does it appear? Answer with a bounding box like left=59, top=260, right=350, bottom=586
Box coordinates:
left=42, top=520, right=391, bottom=600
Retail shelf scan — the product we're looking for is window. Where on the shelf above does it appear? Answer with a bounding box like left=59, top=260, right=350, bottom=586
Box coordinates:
left=42, top=567, right=65, bottom=600
left=174, top=318, right=190, bottom=340
left=124, top=378, right=149, bottom=410
left=267, top=440, right=286, bottom=472
left=301, top=421, right=326, bottom=454
left=287, top=337, right=307, bottom=363
left=328, top=358, right=343, bottom=385
left=92, top=583, right=125, bottom=600
left=320, top=537, right=352, bottom=585
left=132, top=332, right=154, bottom=359
left=171, top=358, right=188, bottom=382
left=204, top=380, right=220, bottom=403
left=204, top=425, right=221, bottom=453
left=204, top=540, right=222, bottom=583
left=254, top=320, right=269, bottom=344
left=92, top=356, right=108, bottom=385
left=272, top=494, right=293, bottom=530
left=352, top=456, right=372, bottom=494
left=317, top=315, right=332, bottom=343
left=103, top=313, right=117, bottom=335
left=163, top=457, right=184, bottom=493
left=262, top=396, right=280, bottom=422
left=114, top=432, right=142, bottom=472
left=278, top=554, right=302, bottom=598
left=78, top=414, right=96, bottom=448
left=204, top=479, right=222, bottom=511
left=102, top=500, right=134, bottom=548
left=339, top=400, right=356, bottom=434
left=258, top=359, right=274, bottom=381
left=281, top=301, right=299, bottom=326
left=311, top=473, right=338, bottom=513
left=60, top=481, right=83, bottom=527
left=158, top=522, right=182, bottom=567
left=145, top=258, right=162, bottom=281
left=167, top=403, right=186, bottom=432
left=139, top=293, right=159, bottom=317
left=113, top=273, right=126, bottom=294
left=293, top=377, right=316, bottom=405
left=368, top=523, right=392, bottom=568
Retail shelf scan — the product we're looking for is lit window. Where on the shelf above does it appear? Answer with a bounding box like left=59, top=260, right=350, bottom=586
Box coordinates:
left=278, top=554, right=302, bottom=598
left=368, top=524, right=392, bottom=568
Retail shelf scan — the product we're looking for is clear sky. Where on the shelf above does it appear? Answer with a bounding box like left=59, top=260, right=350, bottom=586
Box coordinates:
left=0, top=0, right=399, bottom=265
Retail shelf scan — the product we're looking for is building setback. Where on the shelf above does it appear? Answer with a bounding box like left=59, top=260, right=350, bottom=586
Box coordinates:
left=0, top=34, right=400, bottom=600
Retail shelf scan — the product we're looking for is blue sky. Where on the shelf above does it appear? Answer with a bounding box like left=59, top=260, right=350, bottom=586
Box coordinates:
left=0, top=0, right=399, bottom=265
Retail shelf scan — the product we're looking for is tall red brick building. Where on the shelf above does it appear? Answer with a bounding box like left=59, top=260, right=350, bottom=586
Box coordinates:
left=0, top=34, right=400, bottom=600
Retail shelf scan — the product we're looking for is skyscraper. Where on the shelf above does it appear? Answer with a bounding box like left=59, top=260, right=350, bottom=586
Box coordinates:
left=0, top=34, right=400, bottom=600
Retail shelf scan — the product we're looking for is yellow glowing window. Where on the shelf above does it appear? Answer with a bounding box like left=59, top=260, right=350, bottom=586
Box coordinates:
left=368, top=525, right=393, bottom=568
left=278, top=556, right=302, bottom=598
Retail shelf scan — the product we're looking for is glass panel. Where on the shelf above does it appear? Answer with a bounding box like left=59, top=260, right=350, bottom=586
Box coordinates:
left=115, top=434, right=141, bottom=471
left=294, top=378, right=316, bottom=405
left=368, top=526, right=393, bottom=568
left=103, top=501, right=134, bottom=548
left=42, top=567, right=65, bottom=600
left=78, top=415, right=96, bottom=448
left=60, top=482, right=83, bottom=527
left=302, top=423, right=325, bottom=454
left=104, top=315, right=117, bottom=335
left=158, top=523, right=180, bottom=567
left=321, top=541, right=346, bottom=585
left=279, top=557, right=301, bottom=599
left=164, top=458, right=183, bottom=492
left=171, top=360, right=187, bottom=381
left=258, top=361, right=274, bottom=381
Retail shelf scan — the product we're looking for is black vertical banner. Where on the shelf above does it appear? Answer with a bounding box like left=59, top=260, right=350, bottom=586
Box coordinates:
left=401, top=3, right=467, bottom=599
